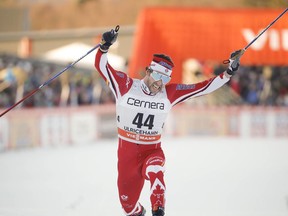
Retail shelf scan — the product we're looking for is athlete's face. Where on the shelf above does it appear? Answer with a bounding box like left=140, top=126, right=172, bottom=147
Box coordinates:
left=148, top=76, right=163, bottom=94
left=144, top=69, right=171, bottom=94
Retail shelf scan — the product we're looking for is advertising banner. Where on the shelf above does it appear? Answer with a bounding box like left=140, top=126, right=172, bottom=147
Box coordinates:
left=0, top=117, right=9, bottom=151
left=129, top=8, right=288, bottom=83
left=40, top=114, right=70, bottom=146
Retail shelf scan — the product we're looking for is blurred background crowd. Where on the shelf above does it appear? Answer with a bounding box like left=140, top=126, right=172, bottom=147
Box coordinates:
left=0, top=53, right=115, bottom=108
left=214, top=64, right=288, bottom=106
left=1, top=53, right=287, bottom=108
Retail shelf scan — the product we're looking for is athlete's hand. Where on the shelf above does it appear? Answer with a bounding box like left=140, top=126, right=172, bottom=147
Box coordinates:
left=226, top=49, right=244, bottom=76
left=100, top=25, right=119, bottom=53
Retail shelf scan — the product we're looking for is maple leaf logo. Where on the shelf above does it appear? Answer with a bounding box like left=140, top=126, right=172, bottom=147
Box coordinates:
left=152, top=184, right=165, bottom=198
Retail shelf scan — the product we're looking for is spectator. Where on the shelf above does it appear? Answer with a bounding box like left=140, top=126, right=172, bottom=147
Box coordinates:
left=0, top=54, right=287, bottom=108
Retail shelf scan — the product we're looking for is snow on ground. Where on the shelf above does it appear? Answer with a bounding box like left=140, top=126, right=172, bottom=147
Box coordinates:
left=0, top=137, right=288, bottom=216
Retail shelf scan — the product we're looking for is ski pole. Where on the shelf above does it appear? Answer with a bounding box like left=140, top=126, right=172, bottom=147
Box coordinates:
left=0, top=25, right=120, bottom=117
left=244, top=8, right=288, bottom=51
left=0, top=44, right=100, bottom=117
left=223, top=8, right=288, bottom=64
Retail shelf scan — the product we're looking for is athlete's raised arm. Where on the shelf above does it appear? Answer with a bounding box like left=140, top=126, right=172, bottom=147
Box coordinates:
left=94, top=26, right=133, bottom=99
left=166, top=50, right=243, bottom=106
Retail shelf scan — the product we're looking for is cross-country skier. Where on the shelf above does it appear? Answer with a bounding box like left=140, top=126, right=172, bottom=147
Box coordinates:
left=94, top=27, right=243, bottom=216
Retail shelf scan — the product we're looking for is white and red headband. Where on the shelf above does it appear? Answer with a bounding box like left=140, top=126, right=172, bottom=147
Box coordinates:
left=149, top=55, right=174, bottom=76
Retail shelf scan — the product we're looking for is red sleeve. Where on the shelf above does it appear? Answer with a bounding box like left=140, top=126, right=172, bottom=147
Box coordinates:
left=94, top=49, right=133, bottom=98
left=166, top=73, right=229, bottom=106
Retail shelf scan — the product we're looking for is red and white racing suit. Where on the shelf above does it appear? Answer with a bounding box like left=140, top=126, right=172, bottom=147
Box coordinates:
left=94, top=49, right=230, bottom=215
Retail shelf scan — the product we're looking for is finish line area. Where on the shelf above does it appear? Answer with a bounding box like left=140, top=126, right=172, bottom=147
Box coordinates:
left=0, top=137, right=287, bottom=216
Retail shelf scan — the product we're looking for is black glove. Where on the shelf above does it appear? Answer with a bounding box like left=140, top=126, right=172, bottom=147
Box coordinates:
left=226, top=49, right=244, bottom=75
left=100, top=28, right=118, bottom=53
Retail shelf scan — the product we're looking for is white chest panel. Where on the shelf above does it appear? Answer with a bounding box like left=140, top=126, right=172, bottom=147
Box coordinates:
left=116, top=80, right=172, bottom=144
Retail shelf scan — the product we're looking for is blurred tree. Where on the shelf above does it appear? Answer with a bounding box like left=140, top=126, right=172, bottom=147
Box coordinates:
left=244, top=0, right=288, bottom=7
left=0, top=0, right=287, bottom=31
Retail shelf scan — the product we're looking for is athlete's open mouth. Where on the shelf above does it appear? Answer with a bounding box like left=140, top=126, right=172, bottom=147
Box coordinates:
left=152, top=83, right=160, bottom=90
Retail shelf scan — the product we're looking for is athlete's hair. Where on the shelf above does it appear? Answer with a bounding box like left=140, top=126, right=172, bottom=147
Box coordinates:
left=153, top=54, right=174, bottom=68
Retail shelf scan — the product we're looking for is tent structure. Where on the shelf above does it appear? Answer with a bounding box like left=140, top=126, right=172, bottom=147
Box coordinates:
left=128, top=8, right=288, bottom=83
left=42, top=42, right=126, bottom=71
